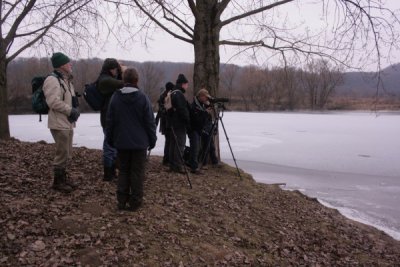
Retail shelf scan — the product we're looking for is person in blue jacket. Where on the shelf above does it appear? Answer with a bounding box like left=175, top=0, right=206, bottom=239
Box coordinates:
left=106, top=67, right=157, bottom=211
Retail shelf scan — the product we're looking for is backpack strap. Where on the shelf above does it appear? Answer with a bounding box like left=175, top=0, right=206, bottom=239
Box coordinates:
left=50, top=72, right=68, bottom=101
left=170, top=89, right=182, bottom=110
left=170, top=89, right=181, bottom=98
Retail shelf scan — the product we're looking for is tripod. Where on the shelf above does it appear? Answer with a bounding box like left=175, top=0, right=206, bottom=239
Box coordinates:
left=200, top=103, right=242, bottom=180
left=170, top=127, right=193, bottom=189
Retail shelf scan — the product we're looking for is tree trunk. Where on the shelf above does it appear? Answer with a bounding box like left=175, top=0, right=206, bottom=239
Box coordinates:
left=0, top=55, right=10, bottom=139
left=192, top=2, right=220, bottom=97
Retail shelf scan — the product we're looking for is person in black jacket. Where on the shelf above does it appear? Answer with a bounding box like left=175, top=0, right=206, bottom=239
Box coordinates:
left=168, top=74, right=191, bottom=173
left=106, top=67, right=157, bottom=211
left=97, top=58, right=124, bottom=181
left=155, top=81, right=174, bottom=166
left=188, top=88, right=212, bottom=173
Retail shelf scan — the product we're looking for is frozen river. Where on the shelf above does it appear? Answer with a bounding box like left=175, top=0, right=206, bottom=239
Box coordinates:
left=9, top=111, right=400, bottom=240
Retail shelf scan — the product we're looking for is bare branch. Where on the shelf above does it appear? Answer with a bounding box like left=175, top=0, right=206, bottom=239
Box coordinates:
left=0, top=0, right=23, bottom=25
left=6, top=1, right=94, bottom=63
left=4, top=0, right=36, bottom=45
left=130, top=0, right=193, bottom=44
left=155, top=0, right=194, bottom=37
left=220, top=0, right=294, bottom=27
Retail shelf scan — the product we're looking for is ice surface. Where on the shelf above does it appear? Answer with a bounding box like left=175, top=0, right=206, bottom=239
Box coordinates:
left=9, top=111, right=400, bottom=240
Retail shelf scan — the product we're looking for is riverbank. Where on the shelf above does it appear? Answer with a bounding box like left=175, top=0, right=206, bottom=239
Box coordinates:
left=1, top=138, right=400, bottom=266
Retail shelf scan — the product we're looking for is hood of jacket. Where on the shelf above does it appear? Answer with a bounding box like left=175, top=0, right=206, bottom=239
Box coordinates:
left=117, top=86, right=141, bottom=104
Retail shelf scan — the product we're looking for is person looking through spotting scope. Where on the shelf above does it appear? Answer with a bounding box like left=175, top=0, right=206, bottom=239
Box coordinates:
left=188, top=88, right=215, bottom=174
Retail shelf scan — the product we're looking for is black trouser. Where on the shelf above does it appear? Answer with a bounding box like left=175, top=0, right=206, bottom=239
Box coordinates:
left=116, top=149, right=147, bottom=206
left=169, top=127, right=186, bottom=171
left=188, top=131, right=200, bottom=170
left=201, top=132, right=218, bottom=165
left=163, top=129, right=171, bottom=164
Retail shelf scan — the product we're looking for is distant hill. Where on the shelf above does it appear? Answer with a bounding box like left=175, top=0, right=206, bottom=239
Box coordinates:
left=336, top=64, right=400, bottom=97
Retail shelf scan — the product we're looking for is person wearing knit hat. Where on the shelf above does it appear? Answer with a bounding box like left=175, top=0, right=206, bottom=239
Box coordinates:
left=97, top=58, right=125, bottom=181
left=168, top=73, right=191, bottom=173
left=165, top=81, right=174, bottom=91
left=43, top=52, right=79, bottom=193
left=51, top=52, right=70, bottom=68
left=176, top=73, right=188, bottom=85
left=155, top=81, right=175, bottom=166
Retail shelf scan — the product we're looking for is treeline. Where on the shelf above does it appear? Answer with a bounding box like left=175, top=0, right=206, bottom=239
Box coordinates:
left=6, top=57, right=400, bottom=114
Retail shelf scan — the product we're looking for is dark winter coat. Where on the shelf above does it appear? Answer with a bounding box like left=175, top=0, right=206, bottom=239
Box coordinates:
left=190, top=97, right=210, bottom=133
left=97, top=73, right=124, bottom=128
left=155, top=89, right=169, bottom=134
left=106, top=87, right=157, bottom=150
left=168, top=86, right=191, bottom=131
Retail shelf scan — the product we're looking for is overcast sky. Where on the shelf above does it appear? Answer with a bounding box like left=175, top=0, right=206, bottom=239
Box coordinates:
left=88, top=1, right=400, bottom=72
left=17, top=1, right=400, bottom=71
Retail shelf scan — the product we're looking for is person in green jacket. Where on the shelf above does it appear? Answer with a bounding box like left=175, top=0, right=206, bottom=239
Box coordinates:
left=97, top=58, right=124, bottom=181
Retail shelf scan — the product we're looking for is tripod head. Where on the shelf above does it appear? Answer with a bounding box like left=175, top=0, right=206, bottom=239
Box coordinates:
left=202, top=96, right=242, bottom=180
left=208, top=97, right=229, bottom=117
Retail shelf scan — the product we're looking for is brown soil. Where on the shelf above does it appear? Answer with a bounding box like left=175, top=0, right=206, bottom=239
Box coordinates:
left=1, top=138, right=399, bottom=266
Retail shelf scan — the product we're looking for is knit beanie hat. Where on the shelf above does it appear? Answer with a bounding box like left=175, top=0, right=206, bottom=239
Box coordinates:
left=51, top=52, right=70, bottom=68
left=165, top=82, right=174, bottom=91
left=176, top=73, right=188, bottom=84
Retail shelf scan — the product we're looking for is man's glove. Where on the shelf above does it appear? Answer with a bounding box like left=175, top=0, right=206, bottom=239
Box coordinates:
left=68, top=108, right=80, bottom=123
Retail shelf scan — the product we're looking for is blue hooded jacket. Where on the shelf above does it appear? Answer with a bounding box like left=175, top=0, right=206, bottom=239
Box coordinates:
left=106, top=86, right=157, bottom=150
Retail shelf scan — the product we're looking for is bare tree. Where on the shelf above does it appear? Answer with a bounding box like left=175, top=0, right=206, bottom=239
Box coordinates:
left=301, top=59, right=344, bottom=109
left=137, top=62, right=165, bottom=104
left=108, top=0, right=399, bottom=98
left=272, top=67, right=303, bottom=110
left=0, top=0, right=100, bottom=139
left=237, top=65, right=273, bottom=111
left=219, top=64, right=240, bottom=101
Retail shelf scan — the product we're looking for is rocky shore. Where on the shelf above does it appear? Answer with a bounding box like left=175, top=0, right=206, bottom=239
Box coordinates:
left=1, top=138, right=399, bottom=266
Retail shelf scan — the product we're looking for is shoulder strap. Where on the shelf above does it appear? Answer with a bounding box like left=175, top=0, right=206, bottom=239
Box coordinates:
left=50, top=72, right=67, bottom=101
left=171, top=89, right=181, bottom=96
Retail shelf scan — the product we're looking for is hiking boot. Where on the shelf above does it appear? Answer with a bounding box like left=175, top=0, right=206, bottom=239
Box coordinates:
left=212, top=163, right=223, bottom=168
left=162, top=158, right=169, bottom=166
left=62, top=170, right=77, bottom=189
left=52, top=168, right=73, bottom=193
left=117, top=202, right=127, bottom=211
left=103, top=166, right=114, bottom=181
left=190, top=168, right=203, bottom=175
left=128, top=199, right=142, bottom=212
left=168, top=167, right=185, bottom=174
left=116, top=192, right=129, bottom=211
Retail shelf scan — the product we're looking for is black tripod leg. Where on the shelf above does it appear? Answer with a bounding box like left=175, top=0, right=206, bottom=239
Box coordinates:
left=219, top=117, right=242, bottom=180
left=199, top=119, right=218, bottom=169
left=170, top=127, right=192, bottom=189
